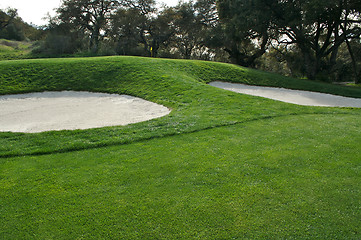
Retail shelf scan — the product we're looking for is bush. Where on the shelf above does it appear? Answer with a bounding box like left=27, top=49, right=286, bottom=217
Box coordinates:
left=33, top=33, right=83, bottom=55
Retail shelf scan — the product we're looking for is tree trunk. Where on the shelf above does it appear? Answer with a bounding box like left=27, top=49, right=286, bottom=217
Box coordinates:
left=90, top=26, right=100, bottom=54
left=139, top=31, right=150, bottom=57
left=304, top=55, right=316, bottom=80
left=345, top=38, right=360, bottom=84
left=225, top=34, right=268, bottom=68
left=224, top=47, right=245, bottom=66
left=151, top=39, right=159, bottom=57
left=300, top=44, right=319, bottom=80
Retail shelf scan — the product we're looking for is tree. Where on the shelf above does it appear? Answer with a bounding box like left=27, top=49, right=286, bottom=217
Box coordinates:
left=0, top=8, right=24, bottom=40
left=110, top=8, right=146, bottom=55
left=216, top=0, right=361, bottom=81
left=56, top=0, right=120, bottom=53
left=0, top=8, right=17, bottom=31
left=111, top=0, right=176, bottom=57
left=148, top=7, right=177, bottom=57
left=171, top=2, right=204, bottom=59
left=270, top=0, right=361, bottom=80
left=120, top=0, right=156, bottom=15
left=194, top=0, right=218, bottom=28
left=0, top=8, right=43, bottom=41
left=216, top=0, right=273, bottom=67
left=340, top=0, right=361, bottom=83
left=116, top=0, right=158, bottom=56
left=34, top=20, right=87, bottom=55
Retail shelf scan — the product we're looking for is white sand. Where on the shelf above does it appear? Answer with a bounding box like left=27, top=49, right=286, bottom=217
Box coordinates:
left=0, top=91, right=171, bottom=133
left=209, top=81, right=361, bottom=108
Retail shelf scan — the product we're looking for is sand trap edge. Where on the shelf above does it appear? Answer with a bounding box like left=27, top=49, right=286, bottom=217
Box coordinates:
left=0, top=91, right=171, bottom=133
left=209, top=81, right=361, bottom=108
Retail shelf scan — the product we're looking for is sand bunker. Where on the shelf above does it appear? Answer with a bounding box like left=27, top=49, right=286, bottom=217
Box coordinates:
left=209, top=81, right=361, bottom=108
left=0, top=91, right=170, bottom=133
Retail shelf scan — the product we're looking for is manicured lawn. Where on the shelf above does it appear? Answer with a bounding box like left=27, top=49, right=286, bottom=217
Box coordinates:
left=1, top=114, right=361, bottom=239
left=1, top=56, right=361, bottom=239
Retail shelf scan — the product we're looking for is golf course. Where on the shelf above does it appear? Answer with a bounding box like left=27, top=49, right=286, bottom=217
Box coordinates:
left=1, top=56, right=361, bottom=239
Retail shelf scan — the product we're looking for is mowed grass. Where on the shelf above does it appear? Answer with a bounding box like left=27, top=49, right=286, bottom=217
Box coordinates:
left=1, top=115, right=361, bottom=239
left=1, top=56, right=361, bottom=238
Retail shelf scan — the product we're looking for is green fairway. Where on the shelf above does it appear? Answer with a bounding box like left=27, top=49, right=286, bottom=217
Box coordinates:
left=1, top=56, right=361, bottom=239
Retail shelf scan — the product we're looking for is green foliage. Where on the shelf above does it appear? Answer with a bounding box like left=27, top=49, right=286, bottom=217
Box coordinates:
left=168, top=2, right=204, bottom=59
left=57, top=0, right=119, bottom=53
left=216, top=0, right=272, bottom=66
left=110, top=8, right=147, bottom=56
left=110, top=1, right=176, bottom=58
left=0, top=22, right=25, bottom=41
left=0, top=8, right=17, bottom=32
left=216, top=0, right=361, bottom=82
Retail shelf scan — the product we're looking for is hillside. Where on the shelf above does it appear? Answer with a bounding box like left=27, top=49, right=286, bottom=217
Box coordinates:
left=0, top=39, right=34, bottom=60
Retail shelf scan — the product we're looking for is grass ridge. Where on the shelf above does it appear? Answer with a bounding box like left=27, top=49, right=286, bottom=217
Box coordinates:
left=1, top=56, right=360, bottom=157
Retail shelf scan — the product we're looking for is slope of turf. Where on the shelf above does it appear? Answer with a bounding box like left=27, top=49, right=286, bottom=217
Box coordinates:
left=1, top=56, right=361, bottom=157
left=1, top=114, right=360, bottom=239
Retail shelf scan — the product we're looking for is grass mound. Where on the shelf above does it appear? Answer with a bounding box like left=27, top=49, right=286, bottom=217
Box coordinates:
left=1, top=56, right=361, bottom=157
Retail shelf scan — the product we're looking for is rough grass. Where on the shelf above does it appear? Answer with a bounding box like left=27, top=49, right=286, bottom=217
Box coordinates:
left=0, top=39, right=34, bottom=60
left=1, top=56, right=361, bottom=239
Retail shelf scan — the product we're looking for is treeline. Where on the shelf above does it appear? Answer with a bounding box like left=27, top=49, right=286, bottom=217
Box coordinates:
left=1, top=0, right=361, bottom=83
left=216, top=0, right=361, bottom=83
left=35, top=0, right=220, bottom=60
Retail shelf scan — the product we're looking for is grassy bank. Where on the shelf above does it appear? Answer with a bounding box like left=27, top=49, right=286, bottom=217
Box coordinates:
left=1, top=56, right=361, bottom=157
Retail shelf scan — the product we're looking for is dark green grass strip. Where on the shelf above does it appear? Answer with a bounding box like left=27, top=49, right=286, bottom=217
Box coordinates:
left=1, top=114, right=360, bottom=239
left=0, top=111, right=356, bottom=159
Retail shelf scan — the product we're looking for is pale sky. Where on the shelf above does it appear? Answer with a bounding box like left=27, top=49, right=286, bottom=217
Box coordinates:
left=0, top=0, right=182, bottom=26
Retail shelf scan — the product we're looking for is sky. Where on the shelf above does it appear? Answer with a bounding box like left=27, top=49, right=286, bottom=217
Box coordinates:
left=0, top=0, right=182, bottom=26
